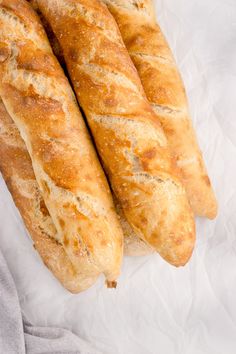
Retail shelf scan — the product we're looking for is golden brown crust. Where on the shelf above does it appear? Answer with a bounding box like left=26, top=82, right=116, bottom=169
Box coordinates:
left=28, top=0, right=66, bottom=67
left=0, top=0, right=123, bottom=287
left=36, top=0, right=196, bottom=266
left=0, top=99, right=99, bottom=293
left=115, top=198, right=154, bottom=256
left=103, top=0, right=217, bottom=219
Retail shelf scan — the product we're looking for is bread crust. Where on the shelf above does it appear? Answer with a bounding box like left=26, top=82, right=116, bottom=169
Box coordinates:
left=36, top=0, right=195, bottom=266
left=115, top=198, right=154, bottom=256
left=103, top=0, right=217, bottom=219
left=0, top=0, right=123, bottom=287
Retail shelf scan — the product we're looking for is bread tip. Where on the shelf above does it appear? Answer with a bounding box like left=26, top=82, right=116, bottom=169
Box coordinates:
left=207, top=203, right=218, bottom=220
left=195, top=201, right=218, bottom=220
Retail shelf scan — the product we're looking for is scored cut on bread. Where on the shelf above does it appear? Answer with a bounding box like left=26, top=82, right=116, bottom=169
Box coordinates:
left=103, top=0, right=218, bottom=220
left=36, top=0, right=196, bottom=267
left=0, top=0, right=123, bottom=290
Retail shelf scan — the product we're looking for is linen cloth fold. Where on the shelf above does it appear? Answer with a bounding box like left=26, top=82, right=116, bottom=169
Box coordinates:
left=0, top=247, right=103, bottom=354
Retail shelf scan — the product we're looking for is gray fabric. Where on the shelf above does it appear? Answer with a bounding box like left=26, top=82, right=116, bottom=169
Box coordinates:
left=0, top=248, right=103, bottom=354
left=0, top=246, right=25, bottom=354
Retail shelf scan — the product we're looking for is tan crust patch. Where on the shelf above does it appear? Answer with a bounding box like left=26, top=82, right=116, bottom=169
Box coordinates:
left=63, top=235, right=69, bottom=247
left=142, top=147, right=157, bottom=159
left=58, top=218, right=65, bottom=229
left=0, top=42, right=10, bottom=63
left=202, top=175, right=211, bottom=186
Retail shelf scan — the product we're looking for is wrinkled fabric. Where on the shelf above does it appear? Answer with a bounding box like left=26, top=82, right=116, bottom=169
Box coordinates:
left=0, top=248, right=25, bottom=353
left=0, top=248, right=103, bottom=354
left=0, top=0, right=235, bottom=353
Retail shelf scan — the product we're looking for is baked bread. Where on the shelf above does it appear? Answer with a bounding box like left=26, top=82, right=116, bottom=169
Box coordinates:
left=0, top=98, right=99, bottom=293
left=0, top=0, right=123, bottom=290
left=15, top=0, right=153, bottom=259
left=103, top=0, right=217, bottom=219
left=36, top=0, right=195, bottom=266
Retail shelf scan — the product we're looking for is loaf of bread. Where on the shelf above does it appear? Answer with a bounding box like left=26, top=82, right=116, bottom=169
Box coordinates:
left=27, top=0, right=152, bottom=258
left=0, top=0, right=123, bottom=290
left=0, top=99, right=100, bottom=292
left=103, top=0, right=217, bottom=219
left=36, top=0, right=195, bottom=266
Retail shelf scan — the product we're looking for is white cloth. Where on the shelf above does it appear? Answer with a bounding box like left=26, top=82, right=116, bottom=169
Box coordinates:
left=0, top=0, right=235, bottom=353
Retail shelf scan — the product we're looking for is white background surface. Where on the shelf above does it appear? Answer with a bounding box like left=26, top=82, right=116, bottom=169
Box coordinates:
left=0, top=1, right=236, bottom=353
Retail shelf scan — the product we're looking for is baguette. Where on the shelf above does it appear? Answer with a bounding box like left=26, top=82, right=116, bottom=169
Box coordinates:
left=0, top=0, right=123, bottom=289
left=103, top=0, right=217, bottom=219
left=28, top=0, right=152, bottom=258
left=0, top=99, right=98, bottom=293
left=36, top=0, right=195, bottom=266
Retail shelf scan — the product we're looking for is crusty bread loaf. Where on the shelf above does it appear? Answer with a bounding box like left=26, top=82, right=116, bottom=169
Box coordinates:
left=28, top=0, right=152, bottom=258
left=36, top=0, right=195, bottom=266
left=0, top=99, right=99, bottom=293
left=0, top=0, right=123, bottom=289
left=103, top=0, right=217, bottom=219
